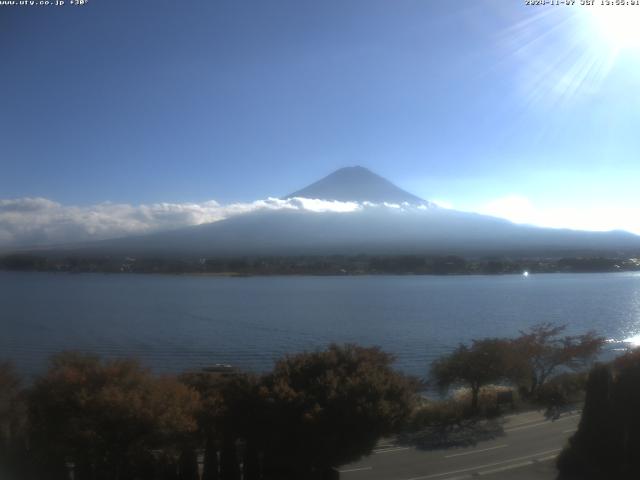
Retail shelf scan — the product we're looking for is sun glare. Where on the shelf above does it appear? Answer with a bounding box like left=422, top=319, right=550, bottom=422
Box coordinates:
left=624, top=334, right=640, bottom=347
left=493, top=2, right=640, bottom=106
left=586, top=5, right=640, bottom=51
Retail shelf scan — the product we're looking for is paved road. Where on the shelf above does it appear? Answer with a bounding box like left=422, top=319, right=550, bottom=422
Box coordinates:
left=339, top=410, right=580, bottom=480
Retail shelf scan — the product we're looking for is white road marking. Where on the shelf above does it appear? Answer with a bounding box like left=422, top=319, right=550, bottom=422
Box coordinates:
left=338, top=466, right=373, bottom=473
left=504, top=413, right=579, bottom=432
left=502, top=411, right=540, bottom=420
left=478, top=453, right=558, bottom=475
left=444, top=444, right=508, bottom=458
left=537, top=454, right=561, bottom=462
left=563, top=428, right=577, bottom=434
left=478, top=460, right=536, bottom=476
left=413, top=453, right=560, bottom=480
left=374, top=447, right=410, bottom=454
left=404, top=448, right=562, bottom=480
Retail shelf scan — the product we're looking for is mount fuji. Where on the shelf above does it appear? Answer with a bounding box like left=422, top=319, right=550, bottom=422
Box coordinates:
left=286, top=166, right=431, bottom=205
left=36, top=167, right=640, bottom=257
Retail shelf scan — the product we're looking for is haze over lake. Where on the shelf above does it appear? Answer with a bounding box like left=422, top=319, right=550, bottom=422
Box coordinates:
left=3, top=271, right=640, bottom=379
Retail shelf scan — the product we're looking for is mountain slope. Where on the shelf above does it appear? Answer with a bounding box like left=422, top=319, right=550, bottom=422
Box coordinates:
left=29, top=167, right=640, bottom=258
left=67, top=206, right=640, bottom=258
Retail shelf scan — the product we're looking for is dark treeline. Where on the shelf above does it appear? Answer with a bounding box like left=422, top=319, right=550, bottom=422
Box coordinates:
left=2, top=253, right=640, bottom=275
left=557, top=349, right=640, bottom=479
left=0, top=345, right=417, bottom=480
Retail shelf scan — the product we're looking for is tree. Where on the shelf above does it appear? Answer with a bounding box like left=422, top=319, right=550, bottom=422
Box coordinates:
left=431, top=338, right=513, bottom=412
left=180, top=370, right=263, bottom=480
left=0, top=361, right=26, bottom=478
left=611, top=349, right=640, bottom=476
left=259, top=344, right=417, bottom=479
left=512, top=323, right=604, bottom=396
left=27, top=352, right=200, bottom=480
left=0, top=361, right=21, bottom=446
left=179, top=370, right=226, bottom=480
left=557, top=349, right=640, bottom=479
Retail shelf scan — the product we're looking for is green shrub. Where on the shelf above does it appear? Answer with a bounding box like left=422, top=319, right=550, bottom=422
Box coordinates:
left=409, top=384, right=519, bottom=431
left=451, top=385, right=519, bottom=417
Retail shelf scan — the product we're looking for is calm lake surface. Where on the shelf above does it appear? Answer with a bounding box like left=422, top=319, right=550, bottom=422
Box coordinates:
left=2, top=271, right=640, bottom=379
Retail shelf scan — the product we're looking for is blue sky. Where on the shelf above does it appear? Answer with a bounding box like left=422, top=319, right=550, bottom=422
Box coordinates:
left=2, top=0, right=640, bottom=245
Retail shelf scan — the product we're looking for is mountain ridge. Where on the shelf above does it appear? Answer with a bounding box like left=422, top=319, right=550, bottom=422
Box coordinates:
left=40, top=205, right=640, bottom=258
left=8, top=167, right=640, bottom=258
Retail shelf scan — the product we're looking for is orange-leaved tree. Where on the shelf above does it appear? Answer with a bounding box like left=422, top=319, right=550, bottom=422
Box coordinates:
left=27, top=352, right=200, bottom=480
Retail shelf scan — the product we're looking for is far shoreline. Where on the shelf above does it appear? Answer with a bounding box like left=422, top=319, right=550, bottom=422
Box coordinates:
left=2, top=251, right=639, bottom=277
left=2, top=269, right=640, bottom=278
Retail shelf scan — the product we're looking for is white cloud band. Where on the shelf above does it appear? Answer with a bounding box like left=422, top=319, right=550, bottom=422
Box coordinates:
left=0, top=196, right=365, bottom=248
left=3, top=193, right=635, bottom=250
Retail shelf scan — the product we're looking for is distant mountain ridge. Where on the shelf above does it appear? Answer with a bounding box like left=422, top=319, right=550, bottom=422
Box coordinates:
left=287, top=166, right=431, bottom=205
left=67, top=207, right=640, bottom=258
left=16, top=167, right=640, bottom=258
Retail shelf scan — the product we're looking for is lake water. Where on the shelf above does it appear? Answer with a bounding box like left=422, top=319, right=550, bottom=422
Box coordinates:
left=2, top=271, right=640, bottom=380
